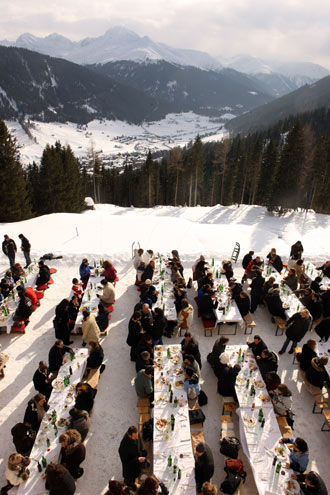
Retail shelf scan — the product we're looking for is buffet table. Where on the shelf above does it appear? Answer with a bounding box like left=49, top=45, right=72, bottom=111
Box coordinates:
left=227, top=344, right=293, bottom=495
left=17, top=348, right=88, bottom=495
left=153, top=344, right=196, bottom=495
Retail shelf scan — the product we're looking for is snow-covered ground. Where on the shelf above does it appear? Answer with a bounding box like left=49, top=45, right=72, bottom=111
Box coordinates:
left=5, top=113, right=228, bottom=167
left=0, top=204, right=330, bottom=494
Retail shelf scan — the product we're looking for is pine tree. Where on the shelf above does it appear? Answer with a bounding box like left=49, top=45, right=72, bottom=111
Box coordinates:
left=256, top=139, right=279, bottom=207
left=0, top=120, right=32, bottom=222
left=167, top=147, right=183, bottom=206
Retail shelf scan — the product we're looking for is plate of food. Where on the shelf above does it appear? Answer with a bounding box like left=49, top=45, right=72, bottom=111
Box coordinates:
left=156, top=396, right=168, bottom=404
left=65, top=396, right=74, bottom=404
left=258, top=393, right=270, bottom=403
left=254, top=380, right=265, bottom=389
left=171, top=346, right=180, bottom=353
left=155, top=418, right=169, bottom=432
left=57, top=418, right=70, bottom=428
left=243, top=415, right=257, bottom=427
left=155, top=346, right=163, bottom=351
left=170, top=355, right=180, bottom=365
left=274, top=445, right=288, bottom=459
left=155, top=358, right=163, bottom=366
left=156, top=351, right=163, bottom=357
left=175, top=380, right=184, bottom=389
left=174, top=367, right=183, bottom=376
left=236, top=376, right=246, bottom=385
left=51, top=378, right=62, bottom=390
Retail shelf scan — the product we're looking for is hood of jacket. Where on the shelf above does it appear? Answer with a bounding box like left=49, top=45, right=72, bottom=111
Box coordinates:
left=311, top=357, right=324, bottom=373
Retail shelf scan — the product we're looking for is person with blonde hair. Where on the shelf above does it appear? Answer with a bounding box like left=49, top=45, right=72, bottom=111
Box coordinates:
left=201, top=481, right=218, bottom=495
left=2, top=452, right=30, bottom=491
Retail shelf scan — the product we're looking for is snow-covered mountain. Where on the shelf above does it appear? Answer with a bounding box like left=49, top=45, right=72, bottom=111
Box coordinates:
left=1, top=27, right=222, bottom=70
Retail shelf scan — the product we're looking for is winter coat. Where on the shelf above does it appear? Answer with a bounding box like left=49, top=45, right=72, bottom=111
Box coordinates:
left=242, top=253, right=253, bottom=269
left=231, top=283, right=243, bottom=301
left=269, top=255, right=283, bottom=273
left=24, top=399, right=48, bottom=432
left=118, top=432, right=143, bottom=481
left=315, top=317, right=330, bottom=342
left=36, top=264, right=51, bottom=285
left=95, top=307, right=109, bottom=331
left=127, top=318, right=143, bottom=347
left=285, top=313, right=311, bottom=342
left=250, top=275, right=265, bottom=310
left=2, top=238, right=17, bottom=256
left=135, top=354, right=153, bottom=373
left=311, top=280, right=322, bottom=293
left=33, top=368, right=52, bottom=398
left=222, top=264, right=233, bottom=282
left=79, top=263, right=92, bottom=279
left=177, top=305, right=194, bottom=330
left=236, top=296, right=250, bottom=318
left=208, top=340, right=227, bottom=368
left=290, top=242, right=304, bottom=260
left=60, top=430, right=86, bottom=479
left=258, top=351, right=278, bottom=378
left=181, top=337, right=202, bottom=368
left=248, top=339, right=267, bottom=358
left=12, top=265, right=25, bottom=282
left=284, top=273, right=298, bottom=291
left=217, top=366, right=239, bottom=399
left=199, top=294, right=217, bottom=320
left=74, top=384, right=96, bottom=413
left=300, top=473, right=328, bottom=495
left=86, top=345, right=104, bottom=369
left=69, top=411, right=90, bottom=441
left=82, top=314, right=100, bottom=343
left=20, top=236, right=31, bottom=252
left=134, top=370, right=153, bottom=398
left=266, top=293, right=286, bottom=320
left=317, top=264, right=330, bottom=278
left=151, top=314, right=167, bottom=340
left=292, top=261, right=305, bottom=280
left=48, top=344, right=72, bottom=373
left=195, top=260, right=208, bottom=281
left=5, top=459, right=30, bottom=486
left=100, top=282, right=115, bottom=305
left=141, top=264, right=154, bottom=283
left=141, top=288, right=158, bottom=307
left=133, top=252, right=143, bottom=270
left=11, top=423, right=35, bottom=456
left=134, top=340, right=154, bottom=361
left=25, top=286, right=38, bottom=307
left=14, top=296, right=33, bottom=320
left=271, top=391, right=292, bottom=415
left=305, top=357, right=330, bottom=389
left=54, top=307, right=70, bottom=341
left=102, top=266, right=117, bottom=283
left=297, top=344, right=317, bottom=371
left=307, top=299, right=323, bottom=320
left=195, top=444, right=214, bottom=488
left=141, top=310, right=154, bottom=333
left=45, top=467, right=76, bottom=495
left=282, top=438, right=309, bottom=473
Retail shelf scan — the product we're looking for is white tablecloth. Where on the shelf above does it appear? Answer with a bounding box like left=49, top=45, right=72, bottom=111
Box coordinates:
left=17, top=349, right=88, bottom=495
left=153, top=344, right=196, bottom=495
left=73, top=274, right=103, bottom=332
left=152, top=262, right=177, bottom=321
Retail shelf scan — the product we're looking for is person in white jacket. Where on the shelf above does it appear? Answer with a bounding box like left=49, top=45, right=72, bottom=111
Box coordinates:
left=177, top=299, right=194, bottom=333
left=98, top=279, right=115, bottom=305
left=82, top=310, right=100, bottom=346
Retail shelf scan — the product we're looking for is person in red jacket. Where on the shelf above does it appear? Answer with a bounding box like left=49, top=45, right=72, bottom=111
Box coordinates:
left=17, top=286, right=38, bottom=312
left=102, top=261, right=118, bottom=284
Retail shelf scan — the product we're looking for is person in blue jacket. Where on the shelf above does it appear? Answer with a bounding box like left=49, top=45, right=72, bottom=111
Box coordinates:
left=79, top=258, right=93, bottom=288
left=280, top=437, right=309, bottom=473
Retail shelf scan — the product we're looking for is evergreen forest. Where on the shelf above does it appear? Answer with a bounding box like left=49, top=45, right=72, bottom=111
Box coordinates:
left=0, top=106, right=330, bottom=222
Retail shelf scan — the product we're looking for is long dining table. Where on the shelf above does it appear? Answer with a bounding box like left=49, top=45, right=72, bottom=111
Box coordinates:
left=17, top=348, right=88, bottom=495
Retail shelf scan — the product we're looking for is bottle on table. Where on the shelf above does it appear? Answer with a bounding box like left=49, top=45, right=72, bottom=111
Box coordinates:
left=272, top=455, right=277, bottom=466
left=169, top=390, right=173, bottom=403
left=178, top=468, right=182, bottom=480
left=46, top=437, right=50, bottom=448
left=41, top=456, right=47, bottom=468
left=167, top=348, right=171, bottom=359
left=170, top=414, right=175, bottom=431
left=275, top=461, right=282, bottom=474
left=173, top=396, right=178, bottom=407
left=167, top=455, right=172, bottom=467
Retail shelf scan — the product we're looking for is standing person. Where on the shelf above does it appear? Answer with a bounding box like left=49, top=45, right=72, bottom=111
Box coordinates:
left=44, top=462, right=76, bottom=495
left=314, top=317, right=330, bottom=342
left=127, top=311, right=144, bottom=361
left=296, top=340, right=317, bottom=372
left=48, top=340, right=74, bottom=377
left=134, top=366, right=154, bottom=400
left=207, top=336, right=229, bottom=370
left=23, top=393, right=48, bottom=432
left=194, top=442, right=214, bottom=493
left=250, top=271, right=265, bottom=313
left=181, top=332, right=201, bottom=369
left=79, top=258, right=93, bottom=289
left=290, top=241, right=304, bottom=261
left=53, top=299, right=72, bottom=345
left=279, top=309, right=311, bottom=355
left=59, top=430, right=86, bottom=479
left=151, top=307, right=167, bottom=346
left=18, top=234, right=31, bottom=268
left=2, top=235, right=17, bottom=267
left=118, top=426, right=146, bottom=490
left=177, top=299, right=194, bottom=334
left=32, top=361, right=53, bottom=399
left=217, top=364, right=241, bottom=401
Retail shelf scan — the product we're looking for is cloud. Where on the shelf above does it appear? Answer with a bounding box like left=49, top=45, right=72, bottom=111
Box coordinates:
left=1, top=0, right=330, bottom=68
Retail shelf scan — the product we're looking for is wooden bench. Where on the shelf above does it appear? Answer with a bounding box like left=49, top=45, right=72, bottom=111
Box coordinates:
left=222, top=397, right=236, bottom=416
left=321, top=409, right=330, bottom=431
left=276, top=415, right=293, bottom=437
left=244, top=318, right=256, bottom=335
left=138, top=413, right=151, bottom=432
left=312, top=399, right=328, bottom=414
left=220, top=415, right=235, bottom=440
left=293, top=347, right=302, bottom=365
left=85, top=367, right=101, bottom=389
left=202, top=319, right=215, bottom=337
left=191, top=423, right=205, bottom=453
left=0, top=354, right=9, bottom=378
left=274, top=318, right=286, bottom=336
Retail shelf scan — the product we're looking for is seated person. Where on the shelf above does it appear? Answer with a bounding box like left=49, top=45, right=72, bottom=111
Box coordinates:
left=257, top=349, right=278, bottom=378
left=306, top=293, right=323, bottom=322
left=36, top=260, right=51, bottom=287
left=280, top=437, right=309, bottom=474
left=265, top=371, right=281, bottom=393
left=134, top=366, right=154, bottom=400
left=266, top=287, right=286, bottom=320
left=69, top=408, right=90, bottom=442
left=23, top=393, right=49, bottom=432
left=199, top=289, right=218, bottom=321
left=74, top=382, right=96, bottom=413
left=296, top=339, right=317, bottom=371
left=71, top=278, right=83, bottom=298
left=207, top=336, right=229, bottom=370
left=135, top=350, right=153, bottom=373
left=13, top=290, right=33, bottom=323
left=97, top=279, right=115, bottom=306
left=314, top=316, right=330, bottom=342
left=316, top=260, right=330, bottom=278
left=48, top=340, right=74, bottom=376
left=181, top=332, right=201, bottom=369
left=184, top=366, right=200, bottom=399
left=11, top=423, right=35, bottom=456
left=305, top=356, right=330, bottom=396
left=95, top=302, right=110, bottom=332
left=32, top=361, right=52, bottom=399
left=247, top=335, right=268, bottom=358
left=284, top=268, right=298, bottom=291
left=217, top=364, right=241, bottom=401
left=236, top=291, right=250, bottom=318
left=102, top=260, right=117, bottom=283
left=294, top=471, right=328, bottom=495
left=311, top=276, right=323, bottom=294
left=86, top=340, right=104, bottom=370
left=267, top=250, right=283, bottom=273
left=271, top=383, right=292, bottom=416
left=11, top=263, right=25, bottom=283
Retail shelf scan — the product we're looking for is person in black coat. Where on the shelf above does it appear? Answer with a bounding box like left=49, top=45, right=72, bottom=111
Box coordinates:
left=314, top=316, right=330, bottom=342
left=305, top=357, right=330, bottom=389
left=310, top=277, right=322, bottom=294
left=141, top=261, right=155, bottom=283
left=135, top=334, right=154, bottom=361
left=18, top=234, right=32, bottom=268
left=13, top=292, right=33, bottom=322
left=141, top=286, right=158, bottom=308
left=266, top=288, right=287, bottom=320
left=296, top=340, right=317, bottom=372
left=321, top=288, right=330, bottom=317
left=247, top=335, right=268, bottom=358
left=33, top=361, right=53, bottom=399
left=74, top=382, right=96, bottom=413
left=54, top=299, right=72, bottom=345
left=127, top=311, right=144, bottom=361
left=135, top=351, right=153, bottom=373
left=23, top=393, right=49, bottom=432
left=118, top=426, right=145, bottom=489
left=2, top=234, right=17, bottom=267
left=199, top=290, right=218, bottom=321
left=195, top=442, right=214, bottom=492
left=68, top=296, right=80, bottom=330
left=296, top=471, right=328, bottom=495
left=306, top=293, right=323, bottom=321
left=207, top=336, right=229, bottom=369
left=48, top=340, right=74, bottom=375
left=250, top=271, right=265, bottom=313
left=222, top=261, right=233, bottom=282
left=229, top=281, right=243, bottom=301
left=290, top=241, right=304, bottom=260
left=268, top=253, right=283, bottom=273
left=59, top=429, right=86, bottom=479
left=195, top=258, right=208, bottom=282
left=36, top=260, right=51, bottom=286
left=236, top=291, right=250, bottom=318
left=69, top=409, right=90, bottom=442
left=11, top=423, right=35, bottom=456
left=217, top=364, right=241, bottom=400
left=198, top=272, right=214, bottom=290
left=279, top=309, right=311, bottom=354
left=140, top=304, right=154, bottom=334
left=86, top=341, right=104, bottom=369
left=150, top=307, right=167, bottom=345
left=95, top=302, right=110, bottom=332
left=257, top=350, right=278, bottom=378
left=45, top=462, right=76, bottom=495
left=242, top=251, right=254, bottom=270
left=181, top=333, right=202, bottom=369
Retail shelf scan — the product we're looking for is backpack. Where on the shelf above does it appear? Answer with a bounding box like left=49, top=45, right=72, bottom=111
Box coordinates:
left=220, top=471, right=242, bottom=495
left=198, top=390, right=208, bottom=406
left=225, top=459, right=246, bottom=478
left=188, top=408, right=206, bottom=425
left=142, top=418, right=153, bottom=441
left=219, top=436, right=240, bottom=459
left=286, top=409, right=295, bottom=429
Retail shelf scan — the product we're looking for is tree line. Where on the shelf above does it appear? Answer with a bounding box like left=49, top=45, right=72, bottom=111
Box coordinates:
left=0, top=107, right=330, bottom=223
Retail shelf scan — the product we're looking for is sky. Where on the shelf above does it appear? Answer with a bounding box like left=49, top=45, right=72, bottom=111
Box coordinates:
left=1, top=0, right=330, bottom=68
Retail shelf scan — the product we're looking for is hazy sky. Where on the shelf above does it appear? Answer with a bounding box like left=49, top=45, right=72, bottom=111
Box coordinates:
left=1, top=0, right=330, bottom=68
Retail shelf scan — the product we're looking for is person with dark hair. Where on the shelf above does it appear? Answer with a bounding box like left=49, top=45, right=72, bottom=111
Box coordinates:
left=44, top=462, right=76, bottom=495
left=95, top=302, right=110, bottom=332
left=79, top=258, right=93, bottom=288
left=311, top=276, right=322, bottom=294
left=59, top=430, right=86, bottom=479
left=97, top=279, right=115, bottom=306
left=306, top=292, right=323, bottom=322
left=150, top=307, right=167, bottom=345
left=257, top=349, right=278, bottom=378
left=11, top=423, right=35, bottom=456
left=284, top=268, right=298, bottom=291
left=36, top=259, right=51, bottom=286
left=222, top=260, right=234, bottom=282
left=296, top=339, right=318, bottom=372
left=322, top=288, right=330, bottom=317
left=127, top=311, right=144, bottom=361
left=177, top=299, right=193, bottom=333
left=201, top=482, right=218, bottom=495
left=316, top=260, right=330, bottom=279
left=271, top=384, right=292, bottom=416
left=267, top=250, right=283, bottom=273
left=266, top=288, right=287, bottom=320
left=242, top=251, right=254, bottom=270
left=247, top=335, right=268, bottom=359
left=140, top=303, right=154, bottom=334
left=184, top=366, right=200, bottom=398
left=250, top=271, right=265, bottom=313
left=198, top=271, right=214, bottom=290
left=86, top=340, right=104, bottom=370
left=102, top=260, right=118, bottom=283
left=138, top=475, right=168, bottom=495
left=305, top=356, right=330, bottom=390
left=228, top=280, right=243, bottom=301
left=136, top=350, right=153, bottom=373
left=194, top=442, right=214, bottom=492
left=54, top=299, right=73, bottom=345
left=118, top=426, right=146, bottom=490
left=265, top=371, right=281, bottom=393
left=183, top=354, right=201, bottom=378
left=290, top=241, right=304, bottom=261
left=11, top=263, right=25, bottom=283
left=68, top=409, right=90, bottom=441
left=207, top=336, right=229, bottom=369
left=181, top=332, right=201, bottom=368
left=194, top=257, right=208, bottom=282
left=2, top=234, right=17, bottom=267
left=134, top=366, right=153, bottom=400
left=13, top=290, right=33, bottom=323
left=135, top=334, right=154, bottom=360
left=33, top=360, right=53, bottom=399
left=217, top=364, right=241, bottom=401
left=74, top=382, right=95, bottom=413
left=314, top=316, right=330, bottom=342
left=18, top=234, right=31, bottom=268
left=236, top=291, right=251, bottom=318
left=106, top=479, right=132, bottom=495
left=48, top=340, right=74, bottom=375
left=280, top=437, right=309, bottom=473
left=295, top=471, right=328, bottom=495
left=141, top=285, right=158, bottom=308
left=199, top=289, right=218, bottom=322
left=23, top=393, right=48, bottom=432
left=141, top=260, right=155, bottom=283
left=279, top=309, right=311, bottom=354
